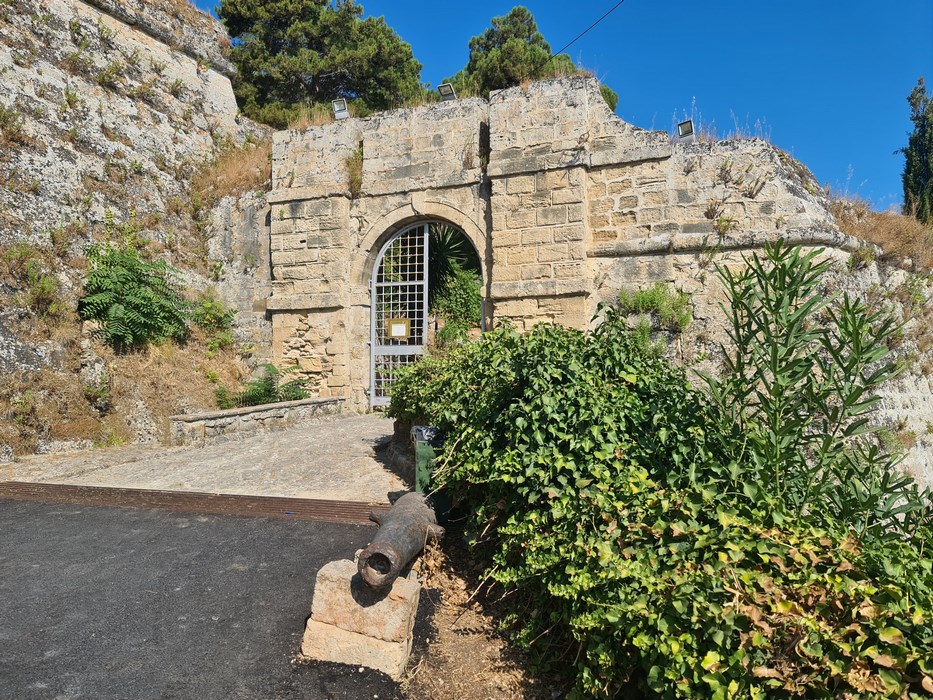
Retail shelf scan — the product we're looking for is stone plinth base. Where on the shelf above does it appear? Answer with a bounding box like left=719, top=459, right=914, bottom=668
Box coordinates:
left=300, top=559, right=420, bottom=679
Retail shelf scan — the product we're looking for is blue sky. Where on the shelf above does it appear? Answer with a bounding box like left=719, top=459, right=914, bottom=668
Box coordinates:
left=195, top=1, right=932, bottom=211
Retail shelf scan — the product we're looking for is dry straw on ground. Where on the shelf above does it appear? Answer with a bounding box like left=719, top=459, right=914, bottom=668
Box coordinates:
left=830, top=197, right=933, bottom=271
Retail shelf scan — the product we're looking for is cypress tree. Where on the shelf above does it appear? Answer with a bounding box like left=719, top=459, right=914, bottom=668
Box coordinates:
left=902, top=78, right=933, bottom=223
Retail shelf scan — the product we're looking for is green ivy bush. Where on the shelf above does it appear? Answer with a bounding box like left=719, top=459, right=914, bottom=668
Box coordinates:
left=390, top=241, right=933, bottom=699
left=78, top=241, right=188, bottom=350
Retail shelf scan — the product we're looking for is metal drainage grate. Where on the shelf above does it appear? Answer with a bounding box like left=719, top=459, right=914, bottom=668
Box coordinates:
left=0, top=482, right=389, bottom=525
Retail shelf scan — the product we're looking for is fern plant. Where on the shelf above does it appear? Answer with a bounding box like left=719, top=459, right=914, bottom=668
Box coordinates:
left=215, top=364, right=309, bottom=409
left=78, top=242, right=188, bottom=350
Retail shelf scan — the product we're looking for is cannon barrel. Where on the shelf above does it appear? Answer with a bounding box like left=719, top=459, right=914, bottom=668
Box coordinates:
left=358, top=492, right=444, bottom=589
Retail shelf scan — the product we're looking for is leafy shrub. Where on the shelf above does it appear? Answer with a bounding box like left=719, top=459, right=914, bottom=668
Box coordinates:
left=389, top=242, right=933, bottom=699
left=617, top=282, right=692, bottom=332
left=191, top=290, right=235, bottom=355
left=704, top=241, right=930, bottom=540
left=432, top=263, right=482, bottom=347
left=78, top=242, right=188, bottom=350
left=215, top=363, right=309, bottom=409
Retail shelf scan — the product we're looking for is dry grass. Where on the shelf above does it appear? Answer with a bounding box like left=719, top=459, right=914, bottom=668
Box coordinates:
left=190, top=139, right=272, bottom=207
left=286, top=102, right=346, bottom=129
left=99, top=336, right=246, bottom=441
left=830, top=197, right=933, bottom=270
left=0, top=328, right=247, bottom=457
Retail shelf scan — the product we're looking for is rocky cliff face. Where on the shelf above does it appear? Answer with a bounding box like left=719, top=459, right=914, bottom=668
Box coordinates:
left=0, top=0, right=271, bottom=457
left=0, top=0, right=245, bottom=253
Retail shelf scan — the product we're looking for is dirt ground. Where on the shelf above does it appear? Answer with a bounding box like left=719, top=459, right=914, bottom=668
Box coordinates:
left=403, top=533, right=566, bottom=700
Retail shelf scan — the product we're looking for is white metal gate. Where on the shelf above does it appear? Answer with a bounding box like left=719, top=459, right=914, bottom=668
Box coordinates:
left=370, top=223, right=430, bottom=408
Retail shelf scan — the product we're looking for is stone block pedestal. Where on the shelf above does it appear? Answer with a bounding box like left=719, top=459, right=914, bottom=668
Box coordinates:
left=300, top=559, right=420, bottom=679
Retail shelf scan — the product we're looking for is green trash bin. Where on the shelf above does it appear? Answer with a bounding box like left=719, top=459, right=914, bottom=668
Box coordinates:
left=412, top=425, right=441, bottom=494
left=411, top=425, right=452, bottom=520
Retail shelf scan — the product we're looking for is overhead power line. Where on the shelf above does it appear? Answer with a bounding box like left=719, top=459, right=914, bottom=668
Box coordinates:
left=536, top=0, right=627, bottom=76
left=551, top=0, right=628, bottom=58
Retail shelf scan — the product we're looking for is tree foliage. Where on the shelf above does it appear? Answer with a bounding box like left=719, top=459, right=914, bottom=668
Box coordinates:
left=78, top=242, right=188, bottom=351
left=902, top=77, right=933, bottom=224
left=446, top=5, right=618, bottom=112
left=218, top=0, right=423, bottom=127
left=390, top=242, right=933, bottom=698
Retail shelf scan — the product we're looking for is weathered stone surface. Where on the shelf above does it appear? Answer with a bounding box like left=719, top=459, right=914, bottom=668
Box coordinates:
left=310, top=559, right=420, bottom=643
left=261, top=74, right=933, bottom=487
left=0, top=0, right=249, bottom=250
left=169, top=397, right=344, bottom=447
left=300, top=619, right=412, bottom=680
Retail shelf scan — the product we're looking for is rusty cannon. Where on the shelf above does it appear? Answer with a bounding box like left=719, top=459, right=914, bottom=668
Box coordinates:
left=358, top=492, right=444, bottom=589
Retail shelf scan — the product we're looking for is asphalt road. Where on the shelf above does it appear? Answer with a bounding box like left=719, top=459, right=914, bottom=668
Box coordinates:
left=0, top=499, right=403, bottom=700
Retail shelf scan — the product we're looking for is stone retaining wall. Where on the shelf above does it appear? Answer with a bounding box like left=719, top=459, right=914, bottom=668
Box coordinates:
left=169, top=397, right=344, bottom=446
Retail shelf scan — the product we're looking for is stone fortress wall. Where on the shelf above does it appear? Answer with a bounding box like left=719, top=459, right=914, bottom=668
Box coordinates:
left=0, top=0, right=272, bottom=373
left=269, top=75, right=933, bottom=485
left=0, top=0, right=246, bottom=248
left=2, top=1, right=931, bottom=486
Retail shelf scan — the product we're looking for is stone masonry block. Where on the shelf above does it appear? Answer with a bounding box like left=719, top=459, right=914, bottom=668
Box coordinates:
left=506, top=246, right=538, bottom=265
left=521, top=228, right=554, bottom=245
left=607, top=180, right=635, bottom=196
left=536, top=243, right=570, bottom=263
left=567, top=203, right=584, bottom=223
left=301, top=619, right=412, bottom=680
left=507, top=174, right=536, bottom=194
left=536, top=206, right=567, bottom=226
left=551, top=187, right=583, bottom=205
left=309, top=559, right=420, bottom=643
left=521, top=264, right=552, bottom=280
left=614, top=195, right=639, bottom=211
left=641, top=191, right=667, bottom=207
left=507, top=209, right=536, bottom=229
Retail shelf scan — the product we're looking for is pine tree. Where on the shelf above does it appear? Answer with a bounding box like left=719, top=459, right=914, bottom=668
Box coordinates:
left=445, top=6, right=618, bottom=112
left=218, top=0, right=423, bottom=127
left=902, top=78, right=933, bottom=223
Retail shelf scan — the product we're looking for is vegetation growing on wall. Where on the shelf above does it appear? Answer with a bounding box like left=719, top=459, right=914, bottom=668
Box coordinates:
left=78, top=240, right=189, bottom=351
left=444, top=6, right=619, bottom=111
left=830, top=195, right=933, bottom=271
left=427, top=223, right=483, bottom=346
left=215, top=363, right=309, bottom=409
left=390, top=241, right=933, bottom=699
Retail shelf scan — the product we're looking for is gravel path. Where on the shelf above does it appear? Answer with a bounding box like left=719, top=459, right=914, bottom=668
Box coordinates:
left=0, top=414, right=408, bottom=504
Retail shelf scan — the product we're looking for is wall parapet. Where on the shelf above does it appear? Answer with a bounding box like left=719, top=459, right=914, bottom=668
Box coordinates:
left=169, top=397, right=344, bottom=446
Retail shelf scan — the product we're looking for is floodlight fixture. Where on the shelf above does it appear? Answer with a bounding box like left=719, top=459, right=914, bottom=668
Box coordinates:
left=437, top=83, right=457, bottom=101
left=332, top=98, right=349, bottom=120
left=677, top=119, right=696, bottom=144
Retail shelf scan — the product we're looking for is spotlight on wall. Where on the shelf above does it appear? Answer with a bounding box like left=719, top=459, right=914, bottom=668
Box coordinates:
left=437, top=83, right=457, bottom=101
left=677, top=119, right=696, bottom=144
left=332, top=98, right=349, bottom=120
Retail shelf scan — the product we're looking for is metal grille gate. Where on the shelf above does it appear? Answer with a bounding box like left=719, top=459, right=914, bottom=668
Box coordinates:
left=370, top=223, right=430, bottom=407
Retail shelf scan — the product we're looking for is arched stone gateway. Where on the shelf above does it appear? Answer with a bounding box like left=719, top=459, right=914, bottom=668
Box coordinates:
left=370, top=220, right=483, bottom=407
left=264, top=75, right=853, bottom=411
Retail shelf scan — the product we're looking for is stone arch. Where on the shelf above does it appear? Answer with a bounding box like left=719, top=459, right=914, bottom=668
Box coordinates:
left=353, top=199, right=488, bottom=292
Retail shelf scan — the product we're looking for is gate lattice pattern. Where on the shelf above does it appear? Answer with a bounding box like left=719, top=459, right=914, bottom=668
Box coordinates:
left=371, top=224, right=429, bottom=407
